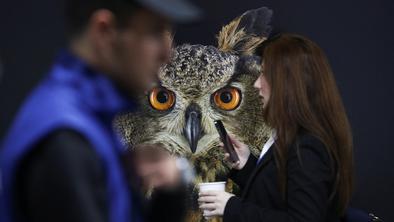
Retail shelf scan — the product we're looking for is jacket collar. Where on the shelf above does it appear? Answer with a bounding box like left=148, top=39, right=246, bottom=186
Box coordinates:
left=241, top=144, right=275, bottom=198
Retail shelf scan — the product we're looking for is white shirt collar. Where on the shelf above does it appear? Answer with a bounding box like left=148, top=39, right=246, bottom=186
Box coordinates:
left=257, top=129, right=277, bottom=163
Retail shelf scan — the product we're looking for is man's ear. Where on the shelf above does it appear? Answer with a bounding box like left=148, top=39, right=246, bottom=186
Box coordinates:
left=88, top=9, right=118, bottom=45
left=162, top=30, right=175, bottom=64
left=217, top=7, right=273, bottom=56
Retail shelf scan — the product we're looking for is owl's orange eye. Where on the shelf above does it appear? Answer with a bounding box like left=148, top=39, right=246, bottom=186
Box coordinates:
left=149, top=87, right=175, bottom=111
left=213, top=87, right=241, bottom=111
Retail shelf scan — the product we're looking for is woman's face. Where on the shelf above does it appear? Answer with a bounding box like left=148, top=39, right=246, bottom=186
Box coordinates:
left=254, top=64, right=271, bottom=108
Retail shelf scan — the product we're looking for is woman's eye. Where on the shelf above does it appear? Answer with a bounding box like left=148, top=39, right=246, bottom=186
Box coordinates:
left=149, top=87, right=175, bottom=111
left=213, top=87, right=241, bottom=111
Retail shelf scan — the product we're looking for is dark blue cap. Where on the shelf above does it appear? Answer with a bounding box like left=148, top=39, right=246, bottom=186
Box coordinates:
left=135, top=0, right=202, bottom=22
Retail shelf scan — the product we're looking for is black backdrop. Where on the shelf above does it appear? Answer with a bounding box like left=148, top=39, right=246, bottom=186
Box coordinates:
left=1, top=0, right=393, bottom=220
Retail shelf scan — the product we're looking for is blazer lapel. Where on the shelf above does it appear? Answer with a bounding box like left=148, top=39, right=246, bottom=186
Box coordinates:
left=241, top=147, right=274, bottom=199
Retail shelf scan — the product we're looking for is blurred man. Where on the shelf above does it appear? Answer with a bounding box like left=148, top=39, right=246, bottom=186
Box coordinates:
left=0, top=0, right=200, bottom=222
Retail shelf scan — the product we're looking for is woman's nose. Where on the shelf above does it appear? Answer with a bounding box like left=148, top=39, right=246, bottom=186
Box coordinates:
left=254, top=75, right=262, bottom=89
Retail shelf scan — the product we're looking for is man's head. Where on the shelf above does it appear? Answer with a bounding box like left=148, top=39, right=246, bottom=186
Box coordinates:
left=66, top=0, right=197, bottom=95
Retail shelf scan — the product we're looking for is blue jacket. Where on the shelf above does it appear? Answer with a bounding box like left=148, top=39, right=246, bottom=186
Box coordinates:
left=0, top=51, right=140, bottom=222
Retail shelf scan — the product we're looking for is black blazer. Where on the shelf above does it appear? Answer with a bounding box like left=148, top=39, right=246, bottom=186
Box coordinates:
left=224, top=132, right=340, bottom=222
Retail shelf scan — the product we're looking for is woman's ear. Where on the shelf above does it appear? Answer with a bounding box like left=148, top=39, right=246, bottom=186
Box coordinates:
left=217, top=7, right=273, bottom=56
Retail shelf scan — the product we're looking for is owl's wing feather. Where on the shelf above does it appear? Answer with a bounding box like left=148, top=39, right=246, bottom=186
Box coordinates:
left=217, top=7, right=273, bottom=56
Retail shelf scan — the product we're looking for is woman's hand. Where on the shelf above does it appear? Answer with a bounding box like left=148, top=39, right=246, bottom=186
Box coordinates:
left=198, top=190, right=234, bottom=219
left=221, top=135, right=250, bottom=170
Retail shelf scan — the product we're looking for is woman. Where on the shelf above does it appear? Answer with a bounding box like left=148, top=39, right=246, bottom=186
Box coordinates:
left=199, top=33, right=353, bottom=221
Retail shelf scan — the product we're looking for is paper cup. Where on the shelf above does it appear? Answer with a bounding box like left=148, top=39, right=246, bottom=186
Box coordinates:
left=198, top=181, right=226, bottom=219
left=198, top=181, right=226, bottom=192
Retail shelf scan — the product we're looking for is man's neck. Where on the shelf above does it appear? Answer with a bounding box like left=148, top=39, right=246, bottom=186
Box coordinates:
left=69, top=37, right=99, bottom=70
left=68, top=37, right=141, bottom=101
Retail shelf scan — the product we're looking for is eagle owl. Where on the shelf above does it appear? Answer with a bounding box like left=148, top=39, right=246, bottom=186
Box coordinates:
left=116, top=7, right=273, bottom=221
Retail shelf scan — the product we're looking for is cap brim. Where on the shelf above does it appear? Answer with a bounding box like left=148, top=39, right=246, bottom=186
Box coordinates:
left=135, top=0, right=202, bottom=23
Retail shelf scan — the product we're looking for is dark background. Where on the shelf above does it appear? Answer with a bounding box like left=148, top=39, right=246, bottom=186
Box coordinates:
left=1, top=0, right=393, bottom=220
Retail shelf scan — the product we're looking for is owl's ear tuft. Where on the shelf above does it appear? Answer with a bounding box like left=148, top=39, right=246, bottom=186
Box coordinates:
left=217, top=7, right=273, bottom=56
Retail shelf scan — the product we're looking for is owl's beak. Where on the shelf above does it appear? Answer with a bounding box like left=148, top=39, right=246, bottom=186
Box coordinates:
left=184, top=105, right=202, bottom=153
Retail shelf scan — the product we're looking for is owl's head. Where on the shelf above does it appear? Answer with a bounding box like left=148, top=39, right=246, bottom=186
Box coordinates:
left=116, top=7, right=273, bottom=182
